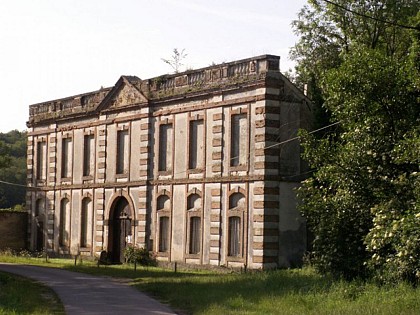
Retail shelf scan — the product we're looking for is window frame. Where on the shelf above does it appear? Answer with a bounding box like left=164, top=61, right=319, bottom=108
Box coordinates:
left=61, top=136, right=73, bottom=180
left=83, top=133, right=95, bottom=178
left=229, top=108, right=248, bottom=171
left=156, top=191, right=171, bottom=257
left=116, top=128, right=129, bottom=177
left=36, top=139, right=47, bottom=182
left=157, top=119, right=173, bottom=175
left=187, top=114, right=205, bottom=173
left=185, top=191, right=203, bottom=258
left=59, top=197, right=70, bottom=248
left=80, top=197, right=92, bottom=249
left=226, top=189, right=247, bottom=262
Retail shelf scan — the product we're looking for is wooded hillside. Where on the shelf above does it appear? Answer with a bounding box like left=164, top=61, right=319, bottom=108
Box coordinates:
left=0, top=130, right=26, bottom=210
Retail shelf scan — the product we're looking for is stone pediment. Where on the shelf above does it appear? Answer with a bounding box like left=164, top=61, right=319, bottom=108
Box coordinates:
left=98, top=76, right=148, bottom=111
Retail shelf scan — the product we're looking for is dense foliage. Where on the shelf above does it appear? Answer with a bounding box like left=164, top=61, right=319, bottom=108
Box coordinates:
left=0, top=130, right=26, bottom=209
left=292, top=0, right=420, bottom=283
left=124, top=245, right=157, bottom=266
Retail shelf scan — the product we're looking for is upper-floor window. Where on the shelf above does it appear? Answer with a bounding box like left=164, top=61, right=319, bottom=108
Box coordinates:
left=188, top=119, right=204, bottom=170
left=83, top=134, right=95, bottom=177
left=61, top=137, right=72, bottom=178
left=230, top=113, right=247, bottom=167
left=36, top=141, right=47, bottom=180
left=158, top=124, right=173, bottom=172
left=116, top=130, right=129, bottom=175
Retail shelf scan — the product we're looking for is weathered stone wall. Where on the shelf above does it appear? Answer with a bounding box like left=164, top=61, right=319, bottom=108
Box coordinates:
left=26, top=55, right=312, bottom=269
left=0, top=211, right=28, bottom=250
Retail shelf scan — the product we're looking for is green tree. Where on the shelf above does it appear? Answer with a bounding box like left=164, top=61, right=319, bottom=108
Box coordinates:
left=364, top=15, right=420, bottom=284
left=293, top=1, right=420, bottom=281
left=290, top=0, right=419, bottom=129
left=0, top=130, right=27, bottom=209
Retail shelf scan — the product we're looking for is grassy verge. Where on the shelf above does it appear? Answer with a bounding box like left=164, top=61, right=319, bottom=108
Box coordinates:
left=130, top=268, right=419, bottom=315
left=0, top=271, right=64, bottom=315
left=1, top=253, right=419, bottom=315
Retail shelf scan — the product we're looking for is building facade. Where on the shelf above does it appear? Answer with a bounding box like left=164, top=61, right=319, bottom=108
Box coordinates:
left=26, top=55, right=311, bottom=269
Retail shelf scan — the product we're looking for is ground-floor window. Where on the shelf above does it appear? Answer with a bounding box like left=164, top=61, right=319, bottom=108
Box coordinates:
left=159, top=216, right=169, bottom=252
left=189, top=216, right=201, bottom=254
left=228, top=216, right=241, bottom=257
left=59, top=198, right=69, bottom=247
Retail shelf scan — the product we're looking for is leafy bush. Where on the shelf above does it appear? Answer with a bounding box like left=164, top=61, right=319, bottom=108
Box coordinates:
left=124, top=246, right=156, bottom=266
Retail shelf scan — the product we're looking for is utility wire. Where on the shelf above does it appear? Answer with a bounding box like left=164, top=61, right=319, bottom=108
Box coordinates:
left=321, top=0, right=420, bottom=31
left=264, top=120, right=341, bottom=151
left=0, top=180, right=28, bottom=188
left=0, top=121, right=341, bottom=189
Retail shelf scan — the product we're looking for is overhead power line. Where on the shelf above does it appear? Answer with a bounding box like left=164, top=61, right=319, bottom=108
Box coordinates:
left=0, top=180, right=28, bottom=188
left=264, top=121, right=341, bottom=151
left=322, top=0, right=420, bottom=31
left=0, top=121, right=341, bottom=189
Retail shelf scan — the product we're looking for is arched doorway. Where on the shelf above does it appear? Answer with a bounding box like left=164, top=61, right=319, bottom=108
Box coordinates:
left=108, top=197, right=132, bottom=263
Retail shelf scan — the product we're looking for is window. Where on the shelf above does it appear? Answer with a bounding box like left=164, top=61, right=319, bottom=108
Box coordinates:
left=229, top=192, right=246, bottom=209
left=59, top=198, right=69, bottom=247
left=189, top=217, right=201, bottom=254
left=227, top=192, right=245, bottom=258
left=189, top=119, right=204, bottom=169
left=230, top=113, right=247, bottom=167
left=159, top=216, right=169, bottom=252
left=157, top=195, right=170, bottom=211
left=83, top=134, right=95, bottom=177
left=36, top=141, right=46, bottom=180
left=80, top=198, right=91, bottom=248
left=61, top=137, right=72, bottom=178
left=157, top=194, right=171, bottom=253
left=116, top=130, right=129, bottom=174
left=35, top=198, right=44, bottom=217
left=228, top=216, right=241, bottom=256
left=187, top=193, right=200, bottom=210
left=158, top=124, right=173, bottom=172
left=35, top=198, right=45, bottom=252
left=187, top=193, right=202, bottom=255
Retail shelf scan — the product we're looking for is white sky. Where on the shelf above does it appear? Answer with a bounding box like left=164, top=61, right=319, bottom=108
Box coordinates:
left=0, top=0, right=307, bottom=132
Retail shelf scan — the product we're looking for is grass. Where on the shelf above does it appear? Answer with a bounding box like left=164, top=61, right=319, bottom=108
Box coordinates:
left=129, top=268, right=420, bottom=315
left=1, top=252, right=419, bottom=315
left=0, top=271, right=64, bottom=315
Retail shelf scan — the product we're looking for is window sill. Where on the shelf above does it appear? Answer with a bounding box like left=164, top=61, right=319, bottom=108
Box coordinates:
left=158, top=170, right=172, bottom=176
left=226, top=255, right=244, bottom=262
left=185, top=253, right=201, bottom=259
left=187, top=168, right=204, bottom=174
left=60, top=177, right=72, bottom=184
left=230, top=165, right=247, bottom=172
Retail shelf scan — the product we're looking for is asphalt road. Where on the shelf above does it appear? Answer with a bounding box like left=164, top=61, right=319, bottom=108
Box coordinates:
left=0, top=263, right=176, bottom=315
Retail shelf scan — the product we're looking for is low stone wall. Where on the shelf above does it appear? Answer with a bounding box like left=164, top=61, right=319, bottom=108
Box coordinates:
left=0, top=211, right=28, bottom=250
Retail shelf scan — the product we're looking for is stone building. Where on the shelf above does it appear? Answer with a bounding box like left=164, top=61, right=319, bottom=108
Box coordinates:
left=26, top=55, right=312, bottom=269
